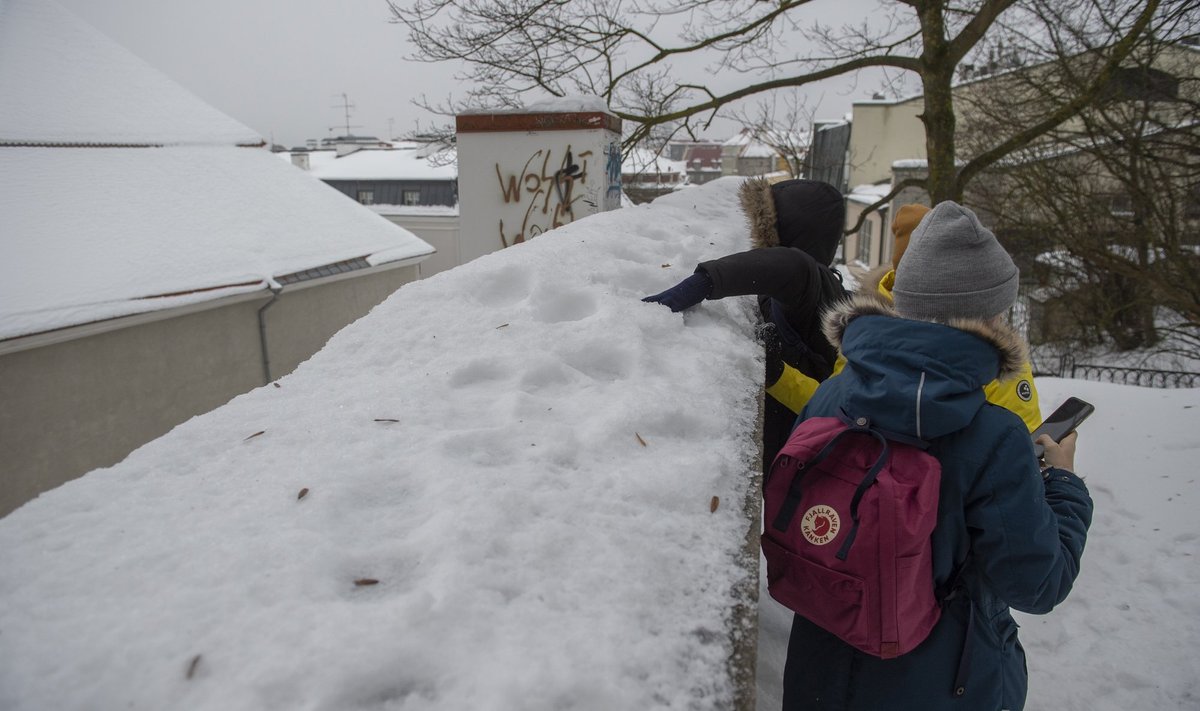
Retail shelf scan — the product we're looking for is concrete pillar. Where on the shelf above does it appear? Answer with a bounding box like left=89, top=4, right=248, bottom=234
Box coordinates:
left=455, top=99, right=623, bottom=264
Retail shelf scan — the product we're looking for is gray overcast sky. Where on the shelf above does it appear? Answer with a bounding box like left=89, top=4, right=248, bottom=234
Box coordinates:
left=58, top=0, right=904, bottom=149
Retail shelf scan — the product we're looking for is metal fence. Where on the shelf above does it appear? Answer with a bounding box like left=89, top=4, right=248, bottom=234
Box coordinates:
left=1035, top=355, right=1200, bottom=388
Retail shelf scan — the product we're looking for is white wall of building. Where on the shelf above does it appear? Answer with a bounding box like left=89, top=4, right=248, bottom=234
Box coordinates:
left=456, top=109, right=622, bottom=265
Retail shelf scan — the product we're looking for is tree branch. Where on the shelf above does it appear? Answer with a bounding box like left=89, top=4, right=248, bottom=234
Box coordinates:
left=955, top=0, right=1161, bottom=190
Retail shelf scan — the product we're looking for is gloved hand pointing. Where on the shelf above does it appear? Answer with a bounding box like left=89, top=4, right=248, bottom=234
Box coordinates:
left=642, top=271, right=713, bottom=313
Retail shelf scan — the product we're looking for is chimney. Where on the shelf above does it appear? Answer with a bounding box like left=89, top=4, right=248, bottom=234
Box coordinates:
left=291, top=152, right=310, bottom=170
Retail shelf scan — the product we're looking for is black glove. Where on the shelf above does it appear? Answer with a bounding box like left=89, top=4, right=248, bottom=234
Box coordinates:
left=642, top=271, right=713, bottom=313
left=758, top=321, right=784, bottom=386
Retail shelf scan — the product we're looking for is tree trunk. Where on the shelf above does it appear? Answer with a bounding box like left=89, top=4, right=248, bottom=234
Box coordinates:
left=916, top=3, right=959, bottom=203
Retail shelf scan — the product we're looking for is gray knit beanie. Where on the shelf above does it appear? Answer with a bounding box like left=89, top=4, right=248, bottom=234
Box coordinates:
left=892, top=201, right=1019, bottom=322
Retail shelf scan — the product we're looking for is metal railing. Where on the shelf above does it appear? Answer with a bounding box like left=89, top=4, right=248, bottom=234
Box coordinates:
left=1035, top=355, right=1200, bottom=388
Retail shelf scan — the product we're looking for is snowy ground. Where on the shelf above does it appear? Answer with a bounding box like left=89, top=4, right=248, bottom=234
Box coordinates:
left=2, top=176, right=1197, bottom=710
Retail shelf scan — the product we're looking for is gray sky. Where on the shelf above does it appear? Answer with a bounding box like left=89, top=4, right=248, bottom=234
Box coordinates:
left=59, top=0, right=903, bottom=149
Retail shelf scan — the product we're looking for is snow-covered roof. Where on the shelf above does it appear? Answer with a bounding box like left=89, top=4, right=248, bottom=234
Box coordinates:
left=460, top=94, right=615, bottom=116
left=0, top=146, right=434, bottom=340
left=722, top=130, right=752, bottom=147
left=367, top=204, right=460, bottom=218
left=282, top=147, right=458, bottom=181
left=622, top=147, right=688, bottom=177
left=0, top=0, right=261, bottom=147
left=720, top=129, right=784, bottom=159
left=0, top=0, right=433, bottom=341
left=846, top=182, right=893, bottom=205
left=522, top=94, right=613, bottom=114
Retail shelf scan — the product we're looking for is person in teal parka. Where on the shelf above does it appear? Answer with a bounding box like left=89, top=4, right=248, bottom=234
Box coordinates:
left=784, top=201, right=1093, bottom=711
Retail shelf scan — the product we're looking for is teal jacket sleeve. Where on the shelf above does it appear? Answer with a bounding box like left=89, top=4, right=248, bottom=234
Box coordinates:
left=964, top=425, right=1094, bottom=615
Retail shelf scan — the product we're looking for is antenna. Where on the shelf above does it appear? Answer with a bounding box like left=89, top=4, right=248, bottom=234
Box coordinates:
left=330, top=93, right=363, bottom=137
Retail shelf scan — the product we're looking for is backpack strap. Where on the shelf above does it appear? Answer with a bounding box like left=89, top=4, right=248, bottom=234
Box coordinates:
left=833, top=427, right=888, bottom=561
left=769, top=426, right=860, bottom=533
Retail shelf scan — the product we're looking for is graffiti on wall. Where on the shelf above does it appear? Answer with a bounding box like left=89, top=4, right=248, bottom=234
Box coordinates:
left=604, top=141, right=622, bottom=208
left=495, top=146, right=597, bottom=248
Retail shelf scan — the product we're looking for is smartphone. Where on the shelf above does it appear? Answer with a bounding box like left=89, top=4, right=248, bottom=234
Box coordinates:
left=1031, top=397, right=1095, bottom=458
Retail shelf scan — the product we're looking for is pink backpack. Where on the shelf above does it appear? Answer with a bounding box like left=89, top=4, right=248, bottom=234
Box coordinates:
left=762, top=413, right=942, bottom=659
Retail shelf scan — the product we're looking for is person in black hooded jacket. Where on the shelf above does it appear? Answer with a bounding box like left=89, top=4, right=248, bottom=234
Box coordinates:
left=643, top=177, right=848, bottom=472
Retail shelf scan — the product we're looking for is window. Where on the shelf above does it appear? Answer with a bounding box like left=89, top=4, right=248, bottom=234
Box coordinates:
left=857, top=219, right=874, bottom=265
left=1185, top=184, right=1200, bottom=220
left=402, top=189, right=421, bottom=206
left=1102, top=67, right=1179, bottom=103
left=1104, top=193, right=1133, bottom=218
left=357, top=190, right=374, bottom=205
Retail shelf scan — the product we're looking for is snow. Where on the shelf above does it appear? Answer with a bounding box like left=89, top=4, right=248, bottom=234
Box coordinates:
left=519, top=94, right=614, bottom=114
left=0, top=146, right=433, bottom=341
left=2, top=177, right=1198, bottom=710
left=368, top=204, right=461, bottom=218
left=721, top=130, right=779, bottom=159
left=0, top=178, right=763, bottom=711
left=623, top=147, right=689, bottom=181
left=846, top=183, right=893, bottom=205
left=281, top=147, right=458, bottom=182
left=0, top=0, right=260, bottom=146
left=459, top=95, right=615, bottom=116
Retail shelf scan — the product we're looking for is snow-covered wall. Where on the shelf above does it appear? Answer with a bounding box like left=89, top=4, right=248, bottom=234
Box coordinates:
left=0, top=178, right=765, bottom=711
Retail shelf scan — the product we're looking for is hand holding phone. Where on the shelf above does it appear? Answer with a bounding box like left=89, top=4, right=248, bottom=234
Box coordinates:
left=1037, top=431, right=1078, bottom=473
left=1031, top=397, right=1094, bottom=460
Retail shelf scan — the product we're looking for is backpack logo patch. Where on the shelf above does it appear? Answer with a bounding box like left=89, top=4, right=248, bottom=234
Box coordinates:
left=801, top=505, right=840, bottom=545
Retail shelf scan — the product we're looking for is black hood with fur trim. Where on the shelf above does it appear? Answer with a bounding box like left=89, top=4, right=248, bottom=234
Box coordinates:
left=739, top=177, right=844, bottom=266
left=816, top=294, right=1029, bottom=439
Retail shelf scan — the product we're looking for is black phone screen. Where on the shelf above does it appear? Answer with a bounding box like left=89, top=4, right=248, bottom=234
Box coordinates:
left=1032, top=397, right=1095, bottom=458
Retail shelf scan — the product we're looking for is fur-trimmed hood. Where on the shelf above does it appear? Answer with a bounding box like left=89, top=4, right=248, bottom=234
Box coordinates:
left=816, top=293, right=1031, bottom=439
left=823, top=293, right=1028, bottom=382
left=738, top=177, right=844, bottom=265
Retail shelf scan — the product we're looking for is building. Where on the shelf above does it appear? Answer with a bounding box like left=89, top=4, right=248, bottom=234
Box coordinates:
left=810, top=41, right=1200, bottom=271
left=621, top=146, right=690, bottom=204
left=721, top=129, right=786, bottom=177
left=281, top=143, right=461, bottom=276
left=0, top=0, right=433, bottom=517
left=667, top=139, right=724, bottom=185
left=804, top=119, right=851, bottom=194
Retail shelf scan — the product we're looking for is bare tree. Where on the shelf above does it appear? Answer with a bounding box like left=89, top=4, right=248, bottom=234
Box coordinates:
left=389, top=0, right=1161, bottom=206
left=966, top=8, right=1200, bottom=360
left=728, top=90, right=815, bottom=179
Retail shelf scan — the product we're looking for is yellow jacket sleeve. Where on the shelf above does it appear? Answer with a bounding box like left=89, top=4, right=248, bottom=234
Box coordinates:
left=767, top=351, right=849, bottom=415
left=766, top=363, right=822, bottom=415
left=983, top=361, right=1042, bottom=432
